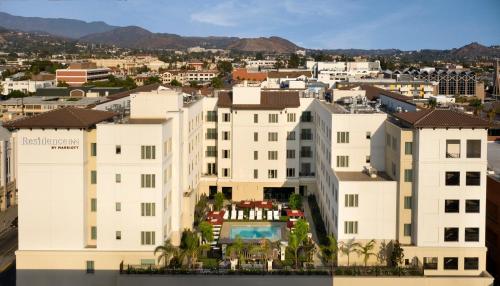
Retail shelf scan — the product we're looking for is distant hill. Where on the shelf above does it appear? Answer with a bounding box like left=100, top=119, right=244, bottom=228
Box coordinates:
left=0, top=11, right=117, bottom=39
left=79, top=26, right=300, bottom=52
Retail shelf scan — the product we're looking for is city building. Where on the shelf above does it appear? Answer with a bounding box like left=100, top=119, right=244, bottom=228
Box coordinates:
left=1, top=77, right=55, bottom=95
left=308, top=60, right=382, bottom=86
left=486, top=142, right=500, bottom=281
left=56, top=62, right=111, bottom=86
left=231, top=68, right=267, bottom=82
left=0, top=126, right=16, bottom=211
left=336, top=79, right=437, bottom=98
left=160, top=70, right=217, bottom=86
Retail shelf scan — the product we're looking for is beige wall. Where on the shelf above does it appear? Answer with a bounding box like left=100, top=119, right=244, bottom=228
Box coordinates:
left=85, top=130, right=97, bottom=247
left=333, top=274, right=493, bottom=286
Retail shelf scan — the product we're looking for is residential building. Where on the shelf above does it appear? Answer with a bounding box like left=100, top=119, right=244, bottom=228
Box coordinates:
left=1, top=77, right=55, bottom=95
left=56, top=62, right=111, bottom=86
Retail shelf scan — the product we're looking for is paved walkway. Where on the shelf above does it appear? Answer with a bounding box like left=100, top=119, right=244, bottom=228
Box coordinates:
left=302, top=198, right=323, bottom=267
left=0, top=206, right=17, bottom=235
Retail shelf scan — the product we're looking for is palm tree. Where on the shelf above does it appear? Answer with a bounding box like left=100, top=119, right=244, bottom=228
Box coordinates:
left=320, top=235, right=338, bottom=271
left=293, top=219, right=309, bottom=246
left=154, top=239, right=178, bottom=268
left=356, top=239, right=377, bottom=267
left=198, top=221, right=213, bottom=243
left=249, top=239, right=274, bottom=270
left=179, top=230, right=202, bottom=269
left=339, top=239, right=360, bottom=266
left=288, top=233, right=300, bottom=269
left=226, top=235, right=245, bottom=268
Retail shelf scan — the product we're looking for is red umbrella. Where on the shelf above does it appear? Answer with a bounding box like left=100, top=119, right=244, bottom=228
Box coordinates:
left=237, top=201, right=255, bottom=208
left=286, top=209, right=304, bottom=218
left=256, top=201, right=273, bottom=209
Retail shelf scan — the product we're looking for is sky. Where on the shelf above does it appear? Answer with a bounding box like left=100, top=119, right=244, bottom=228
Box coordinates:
left=0, top=0, right=499, bottom=50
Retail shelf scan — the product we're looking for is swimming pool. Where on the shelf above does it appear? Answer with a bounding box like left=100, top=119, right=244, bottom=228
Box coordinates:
left=229, top=225, right=282, bottom=241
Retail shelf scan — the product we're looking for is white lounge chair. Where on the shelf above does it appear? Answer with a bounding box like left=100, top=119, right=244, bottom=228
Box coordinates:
left=249, top=210, right=255, bottom=220
left=273, top=210, right=279, bottom=220
left=238, top=210, right=244, bottom=220
left=231, top=210, right=237, bottom=220
left=257, top=210, right=263, bottom=220
left=267, top=210, right=273, bottom=221
left=223, top=211, right=229, bottom=220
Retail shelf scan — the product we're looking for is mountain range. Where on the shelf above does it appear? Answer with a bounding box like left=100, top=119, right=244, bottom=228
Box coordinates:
left=0, top=12, right=300, bottom=53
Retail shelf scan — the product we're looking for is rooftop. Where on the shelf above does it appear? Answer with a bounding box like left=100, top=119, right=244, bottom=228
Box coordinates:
left=4, top=107, right=116, bottom=129
left=393, top=108, right=491, bottom=129
left=336, top=171, right=393, bottom=182
left=217, top=90, right=300, bottom=110
left=0, top=96, right=107, bottom=106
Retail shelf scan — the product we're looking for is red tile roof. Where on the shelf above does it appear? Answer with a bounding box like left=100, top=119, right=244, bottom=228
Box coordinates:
left=217, top=90, right=300, bottom=110
left=4, top=107, right=116, bottom=129
left=394, top=108, right=491, bottom=129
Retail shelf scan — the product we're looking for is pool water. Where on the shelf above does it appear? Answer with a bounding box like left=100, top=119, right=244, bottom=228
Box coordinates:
left=229, top=226, right=281, bottom=241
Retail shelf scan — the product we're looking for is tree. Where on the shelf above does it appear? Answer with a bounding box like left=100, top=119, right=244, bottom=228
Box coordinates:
left=143, top=76, right=161, bottom=86
left=154, top=239, right=178, bottom=268
left=389, top=240, right=404, bottom=267
left=170, top=79, right=182, bottom=87
left=7, top=90, right=27, bottom=98
left=211, top=77, right=223, bottom=88
left=57, top=80, right=70, bottom=87
left=339, top=239, right=360, bottom=266
left=255, top=52, right=264, bottom=60
left=289, top=193, right=302, bottom=210
left=488, top=109, right=496, bottom=123
left=428, top=98, right=437, bottom=109
left=189, top=80, right=199, bottom=88
left=217, top=61, right=233, bottom=75
left=136, top=65, right=150, bottom=74
left=214, top=192, right=225, bottom=211
left=287, top=233, right=300, bottom=269
left=288, top=54, right=300, bottom=68
left=320, top=235, right=339, bottom=270
left=356, top=239, right=377, bottom=267
left=293, top=219, right=309, bottom=246
left=198, top=221, right=213, bottom=243
left=469, top=98, right=483, bottom=115
left=249, top=239, right=274, bottom=270
left=227, top=235, right=245, bottom=268
left=274, top=59, right=285, bottom=70
left=179, top=229, right=203, bottom=269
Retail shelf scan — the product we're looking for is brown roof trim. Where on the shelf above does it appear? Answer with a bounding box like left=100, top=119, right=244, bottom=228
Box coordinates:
left=4, top=107, right=116, bottom=129
left=394, top=108, right=491, bottom=129
left=217, top=91, right=300, bottom=110
left=361, top=85, right=416, bottom=105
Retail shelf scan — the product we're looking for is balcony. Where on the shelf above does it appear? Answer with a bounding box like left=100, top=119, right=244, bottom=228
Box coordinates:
left=299, top=172, right=315, bottom=177
left=300, top=133, right=313, bottom=140
left=300, top=151, right=312, bottom=158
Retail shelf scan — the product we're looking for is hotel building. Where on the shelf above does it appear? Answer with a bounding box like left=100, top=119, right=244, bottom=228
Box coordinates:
left=8, top=83, right=493, bottom=285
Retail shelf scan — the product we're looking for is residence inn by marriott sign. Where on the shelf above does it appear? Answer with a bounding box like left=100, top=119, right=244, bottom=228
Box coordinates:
left=21, top=135, right=80, bottom=150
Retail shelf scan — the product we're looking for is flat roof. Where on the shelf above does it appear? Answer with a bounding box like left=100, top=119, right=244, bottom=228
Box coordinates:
left=125, top=118, right=168, bottom=124
left=336, top=171, right=393, bottom=182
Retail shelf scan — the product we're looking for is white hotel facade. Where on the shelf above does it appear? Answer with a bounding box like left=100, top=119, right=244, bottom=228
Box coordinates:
left=8, top=84, right=492, bottom=284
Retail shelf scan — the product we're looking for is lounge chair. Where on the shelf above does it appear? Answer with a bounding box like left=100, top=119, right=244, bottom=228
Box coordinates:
left=273, top=210, right=279, bottom=220
left=257, top=210, right=262, bottom=220
left=223, top=211, right=229, bottom=220
left=238, top=210, right=244, bottom=220
left=231, top=210, right=237, bottom=220
left=249, top=210, right=255, bottom=220
left=267, top=210, right=273, bottom=221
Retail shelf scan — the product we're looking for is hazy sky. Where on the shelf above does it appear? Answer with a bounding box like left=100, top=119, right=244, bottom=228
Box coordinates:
left=0, top=0, right=499, bottom=50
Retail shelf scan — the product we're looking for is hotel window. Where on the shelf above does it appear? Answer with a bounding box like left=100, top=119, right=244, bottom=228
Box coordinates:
left=90, top=143, right=97, bottom=156
left=392, top=137, right=397, bottom=151
left=344, top=194, right=358, bottom=207
left=116, top=231, right=121, bottom=240
left=301, top=111, right=312, bottom=122
left=344, top=221, right=358, bottom=234
left=465, top=228, right=479, bottom=242
left=206, top=128, right=217, bottom=139
left=268, top=151, right=278, bottom=160
left=222, top=168, right=230, bottom=177
left=466, top=200, right=480, bottom=213
left=466, top=172, right=480, bottom=186
left=222, top=113, right=230, bottom=122
left=464, top=257, right=479, bottom=270
left=222, top=150, right=230, bottom=159
left=268, top=132, right=278, bottom=142
left=301, top=129, right=312, bottom=140
left=443, top=257, right=458, bottom=270
left=386, top=133, right=391, bottom=145
left=140, top=231, right=155, bottom=245
left=336, top=132, right=349, bottom=143
left=268, top=169, right=277, bottom=178
left=91, top=198, right=97, bottom=212
left=115, top=202, right=121, bottom=212
left=404, top=224, right=412, bottom=236
left=287, top=113, right=296, bottom=122
left=404, top=169, right=413, bottom=182
left=141, top=174, right=156, bottom=188
left=91, top=226, right=97, bottom=240
left=404, top=196, right=412, bottom=209
left=206, top=111, right=217, bottom=122
left=336, top=156, right=349, bottom=167
left=445, top=172, right=460, bottom=186
left=206, top=146, right=217, bottom=157
left=115, top=145, right=121, bottom=154
left=141, top=145, right=156, bottom=159
left=404, top=142, right=413, bottom=155
left=86, top=261, right=95, bottom=274
left=115, top=174, right=121, bottom=183
left=141, top=203, right=156, bottom=216
left=446, top=140, right=460, bottom=158
left=253, top=169, right=258, bottom=179
left=254, top=114, right=258, bottom=123
left=254, top=151, right=258, bottom=160
left=466, top=140, right=481, bottom=158
left=287, top=131, right=296, bottom=140
left=269, top=114, right=278, bottom=123
left=254, top=132, right=258, bottom=142
left=366, top=131, right=371, bottom=139
left=423, top=257, right=438, bottom=270
left=222, top=131, right=230, bottom=140
left=286, top=168, right=295, bottom=177
left=445, top=200, right=459, bottom=213
left=444, top=227, right=459, bottom=242
left=286, top=149, right=296, bottom=159
left=207, top=163, right=216, bottom=175
left=91, top=170, right=97, bottom=184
